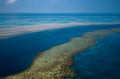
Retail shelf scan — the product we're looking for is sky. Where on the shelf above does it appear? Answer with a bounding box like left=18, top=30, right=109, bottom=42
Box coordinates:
left=0, top=0, right=120, bottom=13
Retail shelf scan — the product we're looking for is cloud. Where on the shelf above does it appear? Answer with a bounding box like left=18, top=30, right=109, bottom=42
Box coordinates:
left=7, top=0, right=16, bottom=4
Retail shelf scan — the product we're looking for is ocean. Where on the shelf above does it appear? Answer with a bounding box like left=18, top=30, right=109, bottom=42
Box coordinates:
left=66, top=33, right=120, bottom=79
left=0, top=14, right=120, bottom=28
left=0, top=14, right=120, bottom=79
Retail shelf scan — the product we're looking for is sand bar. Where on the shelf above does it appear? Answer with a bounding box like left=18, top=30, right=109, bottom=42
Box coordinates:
left=0, top=22, right=120, bottom=39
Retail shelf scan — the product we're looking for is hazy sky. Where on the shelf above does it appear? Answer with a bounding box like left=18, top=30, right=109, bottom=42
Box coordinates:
left=0, top=0, right=120, bottom=13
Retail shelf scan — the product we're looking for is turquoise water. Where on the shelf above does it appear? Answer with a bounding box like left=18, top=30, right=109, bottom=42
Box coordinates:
left=0, top=14, right=120, bottom=78
left=0, top=14, right=120, bottom=28
left=66, top=33, right=120, bottom=79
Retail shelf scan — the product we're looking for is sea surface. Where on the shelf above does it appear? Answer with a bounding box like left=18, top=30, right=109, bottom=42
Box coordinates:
left=0, top=14, right=120, bottom=78
left=0, top=14, right=120, bottom=28
left=65, top=33, right=120, bottom=79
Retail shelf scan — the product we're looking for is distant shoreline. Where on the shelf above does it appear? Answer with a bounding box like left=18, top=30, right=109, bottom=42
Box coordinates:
left=0, top=22, right=120, bottom=39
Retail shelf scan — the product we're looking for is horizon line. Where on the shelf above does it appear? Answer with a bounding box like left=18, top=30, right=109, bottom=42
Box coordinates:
left=0, top=13, right=120, bottom=14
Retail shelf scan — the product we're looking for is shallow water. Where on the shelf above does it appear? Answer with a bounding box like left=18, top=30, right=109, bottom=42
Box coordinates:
left=66, top=33, right=120, bottom=79
left=0, top=25, right=120, bottom=77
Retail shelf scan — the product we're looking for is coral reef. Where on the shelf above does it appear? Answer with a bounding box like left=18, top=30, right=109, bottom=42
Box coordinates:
left=1, top=28, right=120, bottom=79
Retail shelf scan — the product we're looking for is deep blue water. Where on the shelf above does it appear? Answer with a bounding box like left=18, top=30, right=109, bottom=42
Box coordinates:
left=0, top=25, right=120, bottom=77
left=66, top=33, right=120, bottom=79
